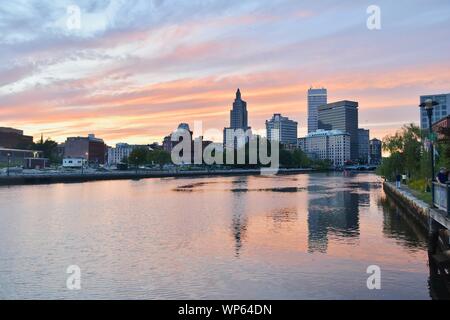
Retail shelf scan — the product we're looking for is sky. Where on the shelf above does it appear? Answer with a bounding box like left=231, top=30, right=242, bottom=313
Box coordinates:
left=1, top=0, right=450, bottom=145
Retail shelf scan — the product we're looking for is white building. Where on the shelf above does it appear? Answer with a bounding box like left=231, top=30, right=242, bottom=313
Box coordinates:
left=265, top=113, right=298, bottom=145
left=107, top=143, right=134, bottom=166
left=298, top=129, right=350, bottom=168
left=63, top=158, right=86, bottom=168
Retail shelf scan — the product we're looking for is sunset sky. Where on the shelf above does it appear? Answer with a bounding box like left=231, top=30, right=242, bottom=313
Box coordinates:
left=1, top=0, right=450, bottom=145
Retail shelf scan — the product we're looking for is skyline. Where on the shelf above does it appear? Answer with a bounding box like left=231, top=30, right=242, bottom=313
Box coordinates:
left=1, top=1, right=450, bottom=145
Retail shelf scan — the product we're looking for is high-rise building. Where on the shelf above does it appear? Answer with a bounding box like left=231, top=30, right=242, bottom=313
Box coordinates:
left=64, top=134, right=107, bottom=165
left=307, top=88, right=327, bottom=133
left=420, top=93, right=450, bottom=131
left=369, top=138, right=382, bottom=165
left=265, top=113, right=298, bottom=145
left=298, top=129, right=350, bottom=168
left=318, top=100, right=359, bottom=161
left=358, top=128, right=370, bottom=164
left=223, top=89, right=252, bottom=149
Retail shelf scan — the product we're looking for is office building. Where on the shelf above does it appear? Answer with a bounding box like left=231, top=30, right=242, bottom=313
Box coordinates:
left=420, top=93, right=450, bottom=130
left=307, top=88, right=327, bottom=133
left=266, top=113, right=298, bottom=145
left=64, top=134, right=107, bottom=165
left=318, top=100, right=359, bottom=161
left=223, top=89, right=252, bottom=149
left=298, top=130, right=351, bottom=168
left=358, top=128, right=370, bottom=164
left=369, top=138, right=382, bottom=165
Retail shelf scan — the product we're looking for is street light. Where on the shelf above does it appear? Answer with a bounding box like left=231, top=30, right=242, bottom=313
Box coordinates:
left=419, top=98, right=439, bottom=204
left=82, top=152, right=89, bottom=174
left=6, top=152, right=11, bottom=177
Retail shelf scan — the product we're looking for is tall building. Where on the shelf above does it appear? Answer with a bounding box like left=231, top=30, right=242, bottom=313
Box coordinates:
left=369, top=138, right=382, bottom=165
left=265, top=113, right=298, bottom=145
left=318, top=100, right=359, bottom=161
left=420, top=93, right=450, bottom=130
left=223, top=89, right=252, bottom=149
left=0, top=127, right=34, bottom=149
left=298, top=130, right=351, bottom=168
left=64, top=134, right=107, bottom=165
left=307, top=88, right=327, bottom=133
left=358, top=128, right=370, bottom=164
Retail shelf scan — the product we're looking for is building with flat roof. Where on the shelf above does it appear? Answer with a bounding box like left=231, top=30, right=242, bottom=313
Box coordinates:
left=0, top=127, right=34, bottom=149
left=369, top=138, right=382, bottom=165
left=358, top=128, right=370, bottom=164
left=307, top=88, right=327, bottom=133
left=266, top=113, right=298, bottom=145
left=0, top=147, right=47, bottom=169
left=64, top=134, right=107, bottom=165
left=318, top=100, right=359, bottom=161
left=298, top=130, right=351, bottom=168
left=420, top=93, right=450, bottom=131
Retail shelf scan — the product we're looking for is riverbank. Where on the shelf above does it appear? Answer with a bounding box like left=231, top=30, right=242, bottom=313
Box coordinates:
left=383, top=181, right=450, bottom=244
left=0, top=168, right=315, bottom=186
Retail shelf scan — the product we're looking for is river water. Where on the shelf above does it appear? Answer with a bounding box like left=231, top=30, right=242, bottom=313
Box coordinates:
left=0, top=172, right=435, bottom=299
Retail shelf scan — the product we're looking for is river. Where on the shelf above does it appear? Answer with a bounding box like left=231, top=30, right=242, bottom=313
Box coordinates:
left=0, top=172, right=435, bottom=299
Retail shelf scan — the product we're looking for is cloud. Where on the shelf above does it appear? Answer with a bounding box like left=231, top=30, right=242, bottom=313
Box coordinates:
left=0, top=0, right=450, bottom=145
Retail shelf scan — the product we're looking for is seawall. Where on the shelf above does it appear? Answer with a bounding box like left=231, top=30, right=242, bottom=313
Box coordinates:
left=0, top=168, right=315, bottom=186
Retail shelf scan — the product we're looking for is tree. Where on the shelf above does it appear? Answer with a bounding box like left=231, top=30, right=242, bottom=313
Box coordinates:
left=148, top=149, right=171, bottom=169
left=33, top=138, right=60, bottom=164
left=128, top=147, right=149, bottom=168
left=378, top=124, right=422, bottom=180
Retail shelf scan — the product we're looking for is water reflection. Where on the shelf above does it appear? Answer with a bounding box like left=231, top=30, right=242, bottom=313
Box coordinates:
left=307, top=190, right=361, bottom=253
left=230, top=177, right=249, bottom=257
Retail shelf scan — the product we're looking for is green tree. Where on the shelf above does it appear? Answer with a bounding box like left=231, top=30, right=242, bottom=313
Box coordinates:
left=378, top=123, right=422, bottom=180
left=33, top=138, right=60, bottom=164
left=148, top=149, right=171, bottom=169
left=128, top=147, right=149, bottom=168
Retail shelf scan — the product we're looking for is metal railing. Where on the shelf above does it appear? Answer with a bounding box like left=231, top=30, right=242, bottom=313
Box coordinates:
left=433, top=182, right=450, bottom=213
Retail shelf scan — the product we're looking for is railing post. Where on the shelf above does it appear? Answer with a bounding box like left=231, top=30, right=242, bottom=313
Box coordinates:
left=447, top=184, right=450, bottom=215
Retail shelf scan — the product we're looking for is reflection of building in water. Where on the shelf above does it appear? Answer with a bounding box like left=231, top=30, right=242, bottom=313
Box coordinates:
left=230, top=177, right=249, bottom=257
left=307, top=190, right=361, bottom=253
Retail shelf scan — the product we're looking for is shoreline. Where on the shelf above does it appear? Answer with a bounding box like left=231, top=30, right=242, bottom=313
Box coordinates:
left=0, top=168, right=318, bottom=186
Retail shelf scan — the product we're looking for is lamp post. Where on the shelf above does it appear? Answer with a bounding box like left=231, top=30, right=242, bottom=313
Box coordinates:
left=6, top=152, right=11, bottom=177
left=135, top=156, right=138, bottom=175
left=419, top=99, right=439, bottom=204
left=82, top=152, right=88, bottom=174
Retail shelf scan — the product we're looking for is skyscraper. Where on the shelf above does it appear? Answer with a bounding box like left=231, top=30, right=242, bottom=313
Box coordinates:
left=266, top=113, right=298, bottom=145
left=369, top=138, right=382, bottom=165
left=420, top=93, right=450, bottom=130
left=358, top=128, right=370, bottom=164
left=223, top=89, right=252, bottom=148
left=308, top=88, right=327, bottom=133
left=318, top=100, right=359, bottom=161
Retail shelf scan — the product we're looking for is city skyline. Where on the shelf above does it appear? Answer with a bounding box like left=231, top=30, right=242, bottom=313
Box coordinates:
left=1, top=1, right=450, bottom=146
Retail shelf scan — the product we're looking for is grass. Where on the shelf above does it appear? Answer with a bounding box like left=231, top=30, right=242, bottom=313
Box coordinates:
left=408, top=178, right=433, bottom=205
